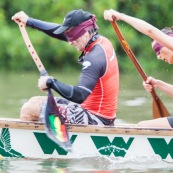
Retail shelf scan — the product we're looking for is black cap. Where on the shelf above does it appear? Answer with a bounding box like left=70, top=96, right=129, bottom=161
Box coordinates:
left=54, top=9, right=92, bottom=34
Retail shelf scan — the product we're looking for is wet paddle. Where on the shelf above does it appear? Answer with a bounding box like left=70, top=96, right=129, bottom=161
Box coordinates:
left=111, top=20, right=170, bottom=119
left=17, top=21, right=71, bottom=151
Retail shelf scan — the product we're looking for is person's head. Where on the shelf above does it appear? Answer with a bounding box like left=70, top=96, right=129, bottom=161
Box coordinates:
left=152, top=27, right=173, bottom=64
left=54, top=9, right=98, bottom=51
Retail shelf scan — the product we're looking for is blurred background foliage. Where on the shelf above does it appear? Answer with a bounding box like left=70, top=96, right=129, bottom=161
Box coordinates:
left=0, top=0, right=173, bottom=74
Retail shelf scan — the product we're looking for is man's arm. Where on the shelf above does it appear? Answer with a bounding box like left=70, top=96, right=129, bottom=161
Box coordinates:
left=12, top=11, right=67, bottom=42
left=26, top=18, right=67, bottom=41
left=46, top=78, right=91, bottom=104
left=38, top=50, right=105, bottom=104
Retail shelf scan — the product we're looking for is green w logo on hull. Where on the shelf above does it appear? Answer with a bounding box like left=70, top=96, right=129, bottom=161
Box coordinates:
left=91, top=136, right=134, bottom=157
left=0, top=128, right=24, bottom=158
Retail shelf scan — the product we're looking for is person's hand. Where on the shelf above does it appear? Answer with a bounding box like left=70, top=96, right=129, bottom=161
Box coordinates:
left=143, top=76, right=158, bottom=92
left=38, top=76, right=51, bottom=91
left=104, top=9, right=121, bottom=22
left=11, top=11, right=29, bottom=25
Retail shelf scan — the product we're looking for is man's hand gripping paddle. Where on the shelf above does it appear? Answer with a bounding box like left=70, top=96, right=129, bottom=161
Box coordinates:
left=111, top=20, right=170, bottom=119
left=17, top=21, right=71, bottom=151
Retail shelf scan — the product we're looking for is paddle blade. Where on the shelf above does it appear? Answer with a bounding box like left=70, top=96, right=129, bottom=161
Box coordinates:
left=152, top=96, right=170, bottom=119
left=44, top=89, right=71, bottom=151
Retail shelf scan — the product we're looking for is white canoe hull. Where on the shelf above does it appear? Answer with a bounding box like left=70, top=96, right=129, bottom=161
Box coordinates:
left=0, top=118, right=173, bottom=162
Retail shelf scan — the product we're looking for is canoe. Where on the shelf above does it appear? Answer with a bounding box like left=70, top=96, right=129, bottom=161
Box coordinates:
left=0, top=118, right=173, bottom=162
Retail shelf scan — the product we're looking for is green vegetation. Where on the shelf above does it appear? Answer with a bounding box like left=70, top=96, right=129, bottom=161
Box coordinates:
left=0, top=0, right=172, bottom=74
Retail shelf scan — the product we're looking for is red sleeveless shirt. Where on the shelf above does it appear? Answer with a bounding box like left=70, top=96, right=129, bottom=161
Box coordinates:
left=81, top=36, right=119, bottom=119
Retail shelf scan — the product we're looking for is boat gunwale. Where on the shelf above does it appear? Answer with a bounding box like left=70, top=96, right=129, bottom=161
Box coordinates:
left=0, top=118, right=173, bottom=136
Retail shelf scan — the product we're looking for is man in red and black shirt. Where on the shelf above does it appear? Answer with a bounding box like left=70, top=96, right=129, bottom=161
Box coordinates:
left=12, top=9, right=119, bottom=126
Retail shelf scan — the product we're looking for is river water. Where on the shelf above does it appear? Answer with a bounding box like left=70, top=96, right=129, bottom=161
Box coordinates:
left=1, top=156, right=173, bottom=173
left=0, top=71, right=172, bottom=172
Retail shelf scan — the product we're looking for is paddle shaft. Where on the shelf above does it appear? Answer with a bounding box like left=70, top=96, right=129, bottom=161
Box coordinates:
left=17, top=21, right=71, bottom=150
left=17, top=21, right=48, bottom=76
left=111, top=21, right=169, bottom=118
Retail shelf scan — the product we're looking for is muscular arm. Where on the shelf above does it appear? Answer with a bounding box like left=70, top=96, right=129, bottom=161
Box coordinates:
left=26, top=18, right=68, bottom=41
left=144, top=76, right=173, bottom=98
left=46, top=44, right=106, bottom=103
left=46, top=78, right=91, bottom=104
left=104, top=9, right=173, bottom=51
left=154, top=80, right=173, bottom=98
left=119, top=13, right=173, bottom=51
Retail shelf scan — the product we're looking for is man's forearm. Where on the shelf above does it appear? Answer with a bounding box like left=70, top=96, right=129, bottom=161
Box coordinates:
left=26, top=18, right=67, bottom=41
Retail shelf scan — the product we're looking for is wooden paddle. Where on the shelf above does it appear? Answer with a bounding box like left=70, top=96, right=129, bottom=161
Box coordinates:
left=17, top=21, right=48, bottom=76
left=17, top=21, right=71, bottom=151
left=111, top=20, right=170, bottom=119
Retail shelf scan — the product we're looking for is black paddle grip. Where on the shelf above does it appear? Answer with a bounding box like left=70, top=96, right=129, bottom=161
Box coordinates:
left=40, top=69, right=48, bottom=76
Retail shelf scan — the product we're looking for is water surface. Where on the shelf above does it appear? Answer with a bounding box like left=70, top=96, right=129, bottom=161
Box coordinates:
left=0, top=71, right=172, bottom=173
